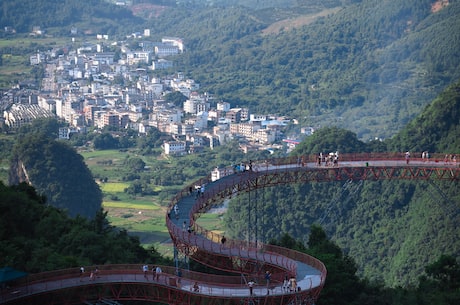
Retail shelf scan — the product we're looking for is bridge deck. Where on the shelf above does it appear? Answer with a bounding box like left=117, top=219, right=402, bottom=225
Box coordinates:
left=2, top=154, right=458, bottom=304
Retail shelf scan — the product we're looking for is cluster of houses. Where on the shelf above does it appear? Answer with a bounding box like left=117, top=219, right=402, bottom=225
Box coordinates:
left=1, top=30, right=310, bottom=155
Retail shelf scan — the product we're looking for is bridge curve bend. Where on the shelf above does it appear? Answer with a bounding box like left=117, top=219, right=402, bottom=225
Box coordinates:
left=2, top=153, right=458, bottom=305
left=166, top=153, right=459, bottom=305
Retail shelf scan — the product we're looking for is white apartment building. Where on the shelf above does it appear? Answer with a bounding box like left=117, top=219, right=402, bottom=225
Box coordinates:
left=252, top=128, right=276, bottom=144
left=229, top=122, right=260, bottom=138
left=155, top=45, right=179, bottom=57
left=126, top=51, right=151, bottom=65
left=161, top=37, right=184, bottom=52
left=164, top=141, right=186, bottom=155
left=152, top=59, right=173, bottom=70
left=217, top=101, right=231, bottom=112
left=211, top=167, right=234, bottom=182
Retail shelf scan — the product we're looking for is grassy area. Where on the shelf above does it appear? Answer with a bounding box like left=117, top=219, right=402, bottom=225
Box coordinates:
left=0, top=54, right=31, bottom=87
left=80, top=150, right=177, bottom=256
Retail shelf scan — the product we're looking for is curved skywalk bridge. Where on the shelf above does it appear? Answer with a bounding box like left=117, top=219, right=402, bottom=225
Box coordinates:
left=2, top=153, right=458, bottom=305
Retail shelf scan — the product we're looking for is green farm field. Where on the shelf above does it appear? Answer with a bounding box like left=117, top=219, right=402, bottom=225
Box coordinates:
left=81, top=150, right=170, bottom=253
left=82, top=149, right=226, bottom=257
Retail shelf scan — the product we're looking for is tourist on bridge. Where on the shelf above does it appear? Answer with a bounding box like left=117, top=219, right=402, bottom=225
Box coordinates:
left=405, top=151, right=411, bottom=164
left=248, top=279, right=255, bottom=296
left=193, top=281, right=200, bottom=292
left=289, top=276, right=297, bottom=292
left=265, top=270, right=271, bottom=287
left=155, top=266, right=162, bottom=281
left=282, top=275, right=289, bottom=292
left=174, top=204, right=179, bottom=219
left=79, top=266, right=85, bottom=282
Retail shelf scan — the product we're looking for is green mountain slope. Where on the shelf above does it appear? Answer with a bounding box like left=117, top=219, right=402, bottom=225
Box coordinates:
left=388, top=80, right=460, bottom=153
left=0, top=182, right=161, bottom=272
left=8, top=124, right=103, bottom=218
left=0, top=0, right=143, bottom=35
left=168, top=0, right=460, bottom=140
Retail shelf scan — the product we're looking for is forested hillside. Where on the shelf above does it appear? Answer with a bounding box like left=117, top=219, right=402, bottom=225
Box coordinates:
left=225, top=81, right=460, bottom=287
left=0, top=0, right=143, bottom=35
left=388, top=80, right=460, bottom=152
left=164, top=0, right=460, bottom=140
left=0, top=182, right=165, bottom=272
left=8, top=119, right=103, bottom=218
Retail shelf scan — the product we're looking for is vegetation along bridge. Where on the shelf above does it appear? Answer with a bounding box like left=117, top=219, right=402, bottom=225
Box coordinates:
left=2, top=153, right=458, bottom=305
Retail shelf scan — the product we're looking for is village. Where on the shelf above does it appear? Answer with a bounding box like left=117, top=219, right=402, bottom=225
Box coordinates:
left=1, top=28, right=314, bottom=156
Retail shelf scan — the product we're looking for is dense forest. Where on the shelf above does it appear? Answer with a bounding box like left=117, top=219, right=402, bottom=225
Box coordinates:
left=0, top=0, right=143, bottom=35
left=225, top=80, right=460, bottom=287
left=0, top=181, right=166, bottom=273
left=168, top=0, right=460, bottom=140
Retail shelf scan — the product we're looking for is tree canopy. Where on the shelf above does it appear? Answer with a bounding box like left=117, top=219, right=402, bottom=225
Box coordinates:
left=0, top=181, right=166, bottom=273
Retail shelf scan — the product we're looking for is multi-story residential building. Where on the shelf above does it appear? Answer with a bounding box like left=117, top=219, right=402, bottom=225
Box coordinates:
left=183, top=93, right=209, bottom=114
left=149, top=109, right=182, bottom=124
left=37, top=96, right=56, bottom=113
left=226, top=109, right=241, bottom=123
left=30, top=51, right=46, bottom=65
left=161, top=37, right=184, bottom=52
left=102, top=112, right=120, bottom=128
left=207, top=109, right=223, bottom=123
left=154, top=45, right=179, bottom=58
left=94, top=52, right=115, bottom=65
left=240, top=107, right=249, bottom=121
left=58, top=126, right=80, bottom=139
left=230, top=122, right=260, bottom=138
left=207, top=135, right=220, bottom=149
left=252, top=128, right=276, bottom=144
left=152, top=59, right=173, bottom=70
left=126, top=51, right=151, bottom=65
left=170, top=78, right=200, bottom=92
left=55, top=96, right=83, bottom=124
left=217, top=101, right=231, bottom=112
left=211, top=166, right=233, bottom=181
left=181, top=123, right=194, bottom=135
left=163, top=141, right=186, bottom=155
left=184, top=99, right=200, bottom=114
left=169, top=123, right=182, bottom=135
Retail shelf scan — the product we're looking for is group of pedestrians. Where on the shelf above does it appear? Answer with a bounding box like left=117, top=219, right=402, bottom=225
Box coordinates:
left=79, top=266, right=99, bottom=281
left=143, top=264, right=162, bottom=281
left=444, top=154, right=457, bottom=164
left=247, top=272, right=298, bottom=296
left=316, top=152, right=339, bottom=167
left=233, top=160, right=254, bottom=173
